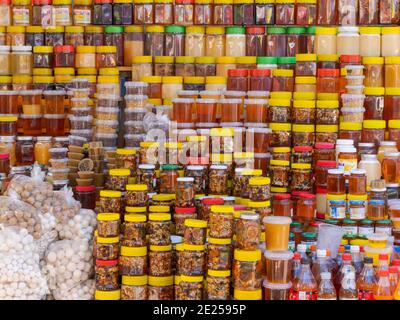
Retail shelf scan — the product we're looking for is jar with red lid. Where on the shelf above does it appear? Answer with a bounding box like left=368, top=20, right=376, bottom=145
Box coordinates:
left=54, top=45, right=75, bottom=67
left=339, top=54, right=361, bottom=91
left=246, top=27, right=266, bottom=57
left=295, top=0, right=317, bottom=25
left=32, top=0, right=53, bottom=26
left=292, top=146, right=313, bottom=163
left=249, top=69, right=271, bottom=92
left=20, top=114, right=42, bottom=136
left=193, top=0, right=212, bottom=25
left=44, top=114, right=65, bottom=136
left=272, top=193, right=292, bottom=217
left=362, top=120, right=386, bottom=147
left=174, top=0, right=194, bottom=25
left=315, top=160, right=336, bottom=188
left=313, top=142, right=335, bottom=166
left=75, top=185, right=96, bottom=210
left=266, top=27, right=286, bottom=57
left=16, top=136, right=34, bottom=166
left=213, top=0, right=233, bottom=25
left=272, top=69, right=294, bottom=92
left=227, top=69, right=248, bottom=92
left=275, top=0, right=295, bottom=24
left=317, top=68, right=339, bottom=94
left=296, top=193, right=316, bottom=222
left=339, top=122, right=362, bottom=147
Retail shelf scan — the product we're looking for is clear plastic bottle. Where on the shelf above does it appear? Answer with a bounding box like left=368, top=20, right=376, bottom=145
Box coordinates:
left=388, top=266, right=398, bottom=294
left=311, top=249, right=330, bottom=283
left=292, top=252, right=302, bottom=280
left=317, top=272, right=337, bottom=300
left=376, top=253, right=389, bottom=273
left=357, top=256, right=377, bottom=300
left=374, top=270, right=393, bottom=300
left=334, top=253, right=355, bottom=292
left=339, top=271, right=358, bottom=300
left=290, top=258, right=318, bottom=300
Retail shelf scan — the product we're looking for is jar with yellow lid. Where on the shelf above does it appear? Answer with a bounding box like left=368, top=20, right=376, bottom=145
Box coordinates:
left=99, top=190, right=122, bottom=213
left=144, top=25, right=165, bottom=57
left=12, top=0, right=31, bottom=26
left=233, top=248, right=262, bottom=290
left=225, top=27, right=246, bottom=56
left=182, top=76, right=205, bottom=91
left=95, top=289, right=121, bottom=300
left=272, top=69, right=294, bottom=92
left=362, top=119, right=386, bottom=147
left=140, top=75, right=161, bottom=99
left=179, top=275, right=204, bottom=300
left=12, top=75, right=32, bottom=91
left=33, top=46, right=53, bottom=69
left=154, top=56, right=174, bottom=76
left=107, top=168, right=130, bottom=191
left=96, top=45, right=117, bottom=68
left=148, top=275, right=174, bottom=300
left=359, top=27, right=381, bottom=57
left=53, top=0, right=72, bottom=25
left=275, top=0, right=295, bottom=24
left=315, top=99, right=339, bottom=124
left=133, top=0, right=154, bottom=24
left=269, top=123, right=291, bottom=147
left=153, top=0, right=173, bottom=25
left=204, top=76, right=225, bottom=92
left=120, top=275, right=147, bottom=300
left=174, top=0, right=193, bottom=25
left=385, top=88, right=400, bottom=122
left=206, top=269, right=231, bottom=300
left=315, top=27, right=337, bottom=55
left=385, top=57, right=400, bottom=88
left=292, top=100, right=315, bottom=124
left=174, top=56, right=195, bottom=76
left=293, top=91, right=315, bottom=100
left=0, top=46, right=10, bottom=76
left=54, top=67, right=74, bottom=85
left=162, top=76, right=183, bottom=100
left=96, top=236, right=120, bottom=260
left=112, top=0, right=133, bottom=25
left=254, top=0, right=275, bottom=24
left=364, top=87, right=384, bottom=120
left=215, top=56, right=235, bottom=78
left=388, top=120, right=400, bottom=151
left=315, top=124, right=338, bottom=144
left=11, top=46, right=32, bottom=75
left=116, top=148, right=137, bottom=172
left=132, top=56, right=152, bottom=81
left=195, top=56, right=216, bottom=77
left=119, top=246, right=148, bottom=276
left=122, top=212, right=147, bottom=247
left=382, top=27, right=400, bottom=57
left=295, top=53, right=317, bottom=76
left=236, top=56, right=257, bottom=69
left=339, top=122, right=362, bottom=146
left=25, top=26, right=44, bottom=46
left=212, top=0, right=233, bottom=24
left=44, top=26, right=65, bottom=46
left=124, top=26, right=144, bottom=66
left=294, top=76, right=316, bottom=93
left=185, top=26, right=205, bottom=57
left=148, top=212, right=172, bottom=246
left=205, top=26, right=225, bottom=57
left=233, top=0, right=255, bottom=25
left=363, top=57, right=384, bottom=88
left=193, top=0, right=212, bottom=25
left=180, top=243, right=206, bottom=276
left=149, top=245, right=173, bottom=277
left=84, top=25, right=104, bottom=46
left=64, top=26, right=85, bottom=46
left=75, top=46, right=95, bottom=68
left=6, top=26, right=25, bottom=46
left=0, top=75, right=11, bottom=90
left=97, top=213, right=120, bottom=238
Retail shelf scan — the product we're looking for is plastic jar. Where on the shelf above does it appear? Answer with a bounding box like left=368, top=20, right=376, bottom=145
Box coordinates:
left=6, top=26, right=25, bottom=46
left=245, top=27, right=266, bottom=57
left=339, top=122, right=362, bottom=147
left=286, top=26, right=307, bottom=56
left=359, top=27, right=381, bottom=57
left=43, top=90, right=65, bottom=114
left=133, top=0, right=154, bottom=24
left=233, top=249, right=262, bottom=290
left=363, top=87, right=384, bottom=120
left=53, top=0, right=72, bottom=25
left=269, top=123, right=291, bottom=147
left=75, top=46, right=95, bottom=68
left=367, top=200, right=386, bottom=221
left=315, top=27, right=337, bottom=55
left=362, top=57, right=383, bottom=88
left=185, top=26, right=205, bottom=57
left=154, top=56, right=174, bottom=77
left=53, top=45, right=74, bottom=68
left=385, top=57, right=400, bottom=88
left=382, top=27, right=400, bottom=57
left=195, top=56, right=216, bottom=76
left=291, top=163, right=312, bottom=192
left=326, top=193, right=346, bottom=220
left=385, top=88, right=400, bottom=122
left=131, top=56, right=152, bottom=81
left=272, top=69, right=294, bottom=92
left=266, top=27, right=286, bottom=56
left=295, top=54, right=317, bottom=76
left=15, top=136, right=34, bottom=165
left=292, top=100, right=315, bottom=124
left=12, top=0, right=31, bottom=26
left=316, top=69, right=339, bottom=94
left=337, top=26, right=360, bottom=56
left=25, top=26, right=44, bottom=47
left=104, top=26, right=124, bottom=66
left=292, top=124, right=315, bottom=146
left=227, top=69, right=248, bottom=92
left=43, top=114, right=65, bottom=136
left=269, top=159, right=290, bottom=188
left=111, top=0, right=133, bottom=24
left=223, top=27, right=245, bottom=57
left=203, top=27, right=224, bottom=57
left=295, top=0, right=316, bottom=24
left=362, top=120, right=386, bottom=146
left=275, top=0, right=295, bottom=24
left=162, top=76, right=183, bottom=100
left=314, top=160, right=336, bottom=189
left=11, top=46, right=32, bottom=75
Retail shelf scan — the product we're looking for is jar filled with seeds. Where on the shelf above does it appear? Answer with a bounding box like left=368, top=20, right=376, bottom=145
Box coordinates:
left=232, top=249, right=262, bottom=290
left=122, top=214, right=147, bottom=247
left=248, top=177, right=271, bottom=202
left=148, top=212, right=172, bottom=246
left=159, top=164, right=179, bottom=194
left=183, top=219, right=207, bottom=245
left=116, top=148, right=137, bottom=174
left=107, top=168, right=130, bottom=191
left=119, top=246, right=148, bottom=276
left=207, top=237, right=232, bottom=271
left=179, top=275, right=204, bottom=300
left=236, top=213, right=261, bottom=251
left=97, top=213, right=120, bottom=238
left=149, top=245, right=173, bottom=277
left=125, top=184, right=148, bottom=207
left=121, top=275, right=148, bottom=300
left=176, top=177, right=195, bottom=207
left=148, top=275, right=175, bottom=300
left=209, top=205, right=234, bottom=239
left=185, top=165, right=207, bottom=194
left=269, top=160, right=290, bottom=188
left=291, top=163, right=313, bottom=192
left=208, top=164, right=229, bottom=195
left=95, top=259, right=119, bottom=291
left=96, top=236, right=120, bottom=260
left=206, top=269, right=231, bottom=300
left=180, top=244, right=206, bottom=276
left=137, top=164, right=157, bottom=193
left=100, top=190, right=123, bottom=213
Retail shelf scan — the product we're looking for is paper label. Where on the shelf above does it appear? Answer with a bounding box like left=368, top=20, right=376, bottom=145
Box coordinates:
left=290, top=290, right=318, bottom=300
left=13, top=7, right=29, bottom=24
left=55, top=7, right=71, bottom=24
left=338, top=158, right=357, bottom=173
left=74, top=9, right=91, bottom=24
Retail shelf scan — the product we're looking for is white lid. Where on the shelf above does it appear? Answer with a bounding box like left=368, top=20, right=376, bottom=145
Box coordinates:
left=380, top=141, right=397, bottom=146
left=97, top=119, right=119, bottom=125
left=210, top=164, right=228, bottom=170
left=244, top=99, right=269, bottom=104
left=95, top=133, right=117, bottom=138
left=12, top=45, right=32, bottom=51
left=187, top=165, right=205, bottom=171
left=0, top=90, right=17, bottom=95
left=48, top=167, right=70, bottom=173
left=125, top=107, right=147, bottom=113
left=386, top=183, right=400, bottom=188
left=68, top=135, right=87, bottom=142
left=16, top=136, right=33, bottom=140
left=199, top=90, right=221, bottom=96
left=195, top=98, right=217, bottom=103
left=345, top=65, right=364, bottom=70
left=97, top=94, right=120, bottom=100
left=338, top=146, right=357, bottom=153
left=328, top=169, right=344, bottom=175
left=350, top=245, right=360, bottom=253
left=367, top=233, right=389, bottom=241
left=125, top=81, right=148, bottom=88
left=49, top=147, right=68, bottom=153
left=254, top=152, right=271, bottom=158
left=240, top=213, right=260, bottom=220
left=49, top=158, right=68, bottom=162
left=171, top=235, right=183, bottom=245
left=70, top=97, right=89, bottom=102
left=224, top=91, right=246, bottom=97
left=0, top=136, right=15, bottom=142
left=36, top=136, right=52, bottom=141
left=346, top=75, right=365, bottom=79
left=124, top=120, right=144, bottom=126
left=359, top=143, right=375, bottom=147
left=172, top=98, right=195, bottom=103
left=219, top=98, right=242, bottom=104
left=43, top=90, right=66, bottom=95
left=222, top=196, right=235, bottom=201
left=19, top=114, right=42, bottom=119
left=0, top=45, right=10, bottom=51
left=341, top=93, right=365, bottom=99
left=220, top=122, right=244, bottom=127
left=246, top=127, right=272, bottom=134
left=69, top=115, right=93, bottom=121
left=247, top=91, right=270, bottom=97
left=138, top=164, right=155, bottom=169
left=177, top=177, right=194, bottom=182
left=177, top=90, right=199, bottom=96
left=262, top=280, right=292, bottom=290
left=384, top=152, right=400, bottom=157
left=336, top=139, right=354, bottom=145
left=125, top=94, right=148, bottom=100
left=341, top=107, right=365, bottom=112
left=350, top=168, right=366, bottom=175
left=316, top=249, right=327, bottom=257
left=245, top=122, right=268, bottom=128
left=338, top=26, right=359, bottom=33
left=262, top=216, right=292, bottom=225
left=97, top=107, right=119, bottom=113
left=72, top=107, right=91, bottom=111
left=264, top=250, right=294, bottom=260
left=19, top=89, right=42, bottom=95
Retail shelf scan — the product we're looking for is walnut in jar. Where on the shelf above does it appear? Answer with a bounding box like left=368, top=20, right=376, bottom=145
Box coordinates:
left=236, top=213, right=261, bottom=251
left=180, top=244, right=206, bottom=276
left=107, top=168, right=131, bottom=191
left=149, top=245, right=173, bottom=277
left=183, top=219, right=207, bottom=245
left=125, top=184, right=149, bottom=207
left=97, top=213, right=120, bottom=238
left=207, top=237, right=232, bottom=271
left=122, top=213, right=147, bottom=247
left=176, top=177, right=195, bottom=207
left=269, top=160, right=290, bottom=187
left=209, top=205, right=234, bottom=239
left=206, top=270, right=231, bottom=300
left=121, top=275, right=148, bottom=300
left=119, top=246, right=148, bottom=276
left=148, top=211, right=172, bottom=246
left=208, top=165, right=229, bottom=195
left=148, top=275, right=174, bottom=300
left=179, top=275, right=204, bottom=300
left=248, top=177, right=271, bottom=201
left=96, top=236, right=120, bottom=260
left=95, top=259, right=119, bottom=291
left=137, top=164, right=157, bottom=193
left=99, top=190, right=123, bottom=213
left=233, top=249, right=263, bottom=290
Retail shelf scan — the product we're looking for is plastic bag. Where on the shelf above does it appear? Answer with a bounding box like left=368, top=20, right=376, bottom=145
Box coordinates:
left=52, top=279, right=95, bottom=300
left=43, top=239, right=93, bottom=295
left=51, top=186, right=81, bottom=224
left=56, top=209, right=97, bottom=241
left=0, top=225, right=48, bottom=300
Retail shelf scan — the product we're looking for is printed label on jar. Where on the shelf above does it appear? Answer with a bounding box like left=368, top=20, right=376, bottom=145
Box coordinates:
left=290, top=290, right=318, bottom=300
left=41, top=5, right=55, bottom=27
left=12, top=8, right=30, bottom=24
left=74, top=9, right=91, bottom=24
left=358, top=290, right=374, bottom=300
left=328, top=200, right=346, bottom=219
left=301, top=240, right=317, bottom=252
left=337, top=158, right=357, bottom=173
left=375, top=227, right=392, bottom=236
left=348, top=200, right=366, bottom=220
left=342, top=226, right=358, bottom=235
left=0, top=7, right=11, bottom=25
left=55, top=7, right=71, bottom=24
left=359, top=226, right=374, bottom=236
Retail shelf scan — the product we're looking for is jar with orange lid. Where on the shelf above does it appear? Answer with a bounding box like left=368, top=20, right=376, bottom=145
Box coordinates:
left=315, top=27, right=337, bottom=55
left=144, top=25, right=165, bottom=57
left=382, top=27, right=400, bottom=57
left=132, top=56, right=152, bottom=81
left=133, top=0, right=154, bottom=24
left=6, top=26, right=25, bottom=46
left=162, top=76, right=183, bottom=100
left=84, top=25, right=104, bottom=46
left=362, top=120, right=386, bottom=146
left=75, top=46, right=95, bottom=68
left=272, top=69, right=294, bottom=92
left=12, top=0, right=31, bottom=26
left=245, top=27, right=266, bottom=56
left=53, top=0, right=72, bottom=25
left=294, top=76, right=316, bottom=93
left=34, top=136, right=51, bottom=166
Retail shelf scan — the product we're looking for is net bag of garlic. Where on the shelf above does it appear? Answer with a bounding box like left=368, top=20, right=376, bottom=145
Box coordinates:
left=51, top=186, right=81, bottom=225
left=0, top=225, right=48, bottom=300
left=51, top=279, right=95, bottom=300
left=56, top=209, right=97, bottom=241
left=42, top=239, right=94, bottom=300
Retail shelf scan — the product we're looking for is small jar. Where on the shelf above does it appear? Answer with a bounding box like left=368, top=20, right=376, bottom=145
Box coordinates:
left=122, top=213, right=147, bottom=247
left=12, top=0, right=31, bottom=26
left=268, top=99, right=291, bottom=123
left=176, top=177, right=195, bottom=208
left=195, top=56, right=216, bottom=76
left=233, top=249, right=262, bottom=290
left=121, top=275, right=148, bottom=300
left=209, top=205, right=234, bottom=238
left=275, top=0, right=295, bottom=24
left=314, top=160, right=336, bottom=189
left=53, top=45, right=74, bottom=68
left=291, top=163, right=312, bottom=192
left=326, top=193, right=346, bottom=220
left=315, top=100, right=339, bottom=125
left=11, top=46, right=32, bottom=75
left=296, top=0, right=316, bottom=24
left=149, top=245, right=173, bottom=277
left=179, top=275, right=203, bottom=300
left=295, top=53, right=317, bottom=76
left=362, top=57, right=384, bottom=88
left=134, top=0, right=154, bottom=24
left=255, top=0, right=275, bottom=24
left=25, top=26, right=44, bottom=46
left=96, top=45, right=117, bottom=69
left=315, top=124, right=338, bottom=144
left=208, top=164, right=228, bottom=195
left=249, top=69, right=272, bottom=92
left=119, top=246, right=148, bottom=276
left=95, top=259, right=119, bottom=291
left=44, top=114, right=65, bottom=136
left=246, top=27, right=266, bottom=56
left=297, top=194, right=316, bottom=222
left=213, top=0, right=233, bottom=24
left=367, top=200, right=386, bottom=221
left=327, top=168, right=345, bottom=194
left=269, top=123, right=292, bottom=148
left=180, top=244, right=206, bottom=276
left=6, top=26, right=25, bottom=46
left=184, top=219, right=207, bottom=245
left=337, top=27, right=360, bottom=56
left=348, top=169, right=367, bottom=195
left=269, top=159, right=290, bottom=188
left=148, top=212, right=171, bottom=246
left=162, top=76, right=184, bottom=100
left=292, top=124, right=315, bottom=147
left=272, top=69, right=294, bottom=92
left=248, top=177, right=270, bottom=202
left=382, top=27, right=400, bottom=57
left=313, top=142, right=335, bottom=165
left=225, top=26, right=246, bottom=57
left=125, top=184, right=148, bottom=207
left=347, top=194, right=368, bottom=221
left=96, top=236, right=119, bottom=260
left=99, top=190, right=122, bottom=213
left=227, top=69, right=248, bottom=92
left=97, top=213, right=120, bottom=238
left=272, top=193, right=291, bottom=217
left=206, top=270, right=231, bottom=300
left=75, top=185, right=96, bottom=210
left=363, top=87, right=384, bottom=120
left=385, top=88, right=400, bottom=121
left=236, top=213, right=261, bottom=250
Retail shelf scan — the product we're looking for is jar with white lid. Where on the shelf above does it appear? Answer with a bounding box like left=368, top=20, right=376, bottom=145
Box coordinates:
left=337, top=26, right=359, bottom=56
left=359, top=27, right=381, bottom=57
left=337, top=146, right=357, bottom=174
left=315, top=27, right=337, bottom=55
left=381, top=27, right=400, bottom=57
left=335, top=139, right=354, bottom=160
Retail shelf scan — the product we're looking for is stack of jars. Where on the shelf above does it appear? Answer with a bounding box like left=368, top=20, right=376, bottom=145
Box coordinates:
left=48, top=144, right=69, bottom=188
left=69, top=82, right=93, bottom=143
left=247, top=176, right=271, bottom=225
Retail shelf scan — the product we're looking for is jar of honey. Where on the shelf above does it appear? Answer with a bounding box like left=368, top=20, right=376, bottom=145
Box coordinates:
left=34, top=136, right=51, bottom=166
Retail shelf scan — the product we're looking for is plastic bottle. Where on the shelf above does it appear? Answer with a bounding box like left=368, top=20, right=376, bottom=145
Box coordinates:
left=350, top=245, right=363, bottom=276
left=335, top=246, right=345, bottom=270
left=309, top=245, right=317, bottom=264
left=297, top=243, right=310, bottom=263
left=374, top=270, right=394, bottom=300
left=326, top=249, right=339, bottom=276
left=377, top=254, right=389, bottom=273
left=290, top=258, right=318, bottom=300
left=292, top=252, right=302, bottom=280
left=356, top=256, right=377, bottom=300
left=392, top=259, right=400, bottom=273
left=317, top=272, right=337, bottom=300
left=334, top=253, right=355, bottom=292
left=312, top=249, right=330, bottom=283
left=389, top=266, right=398, bottom=294
left=339, top=271, right=358, bottom=300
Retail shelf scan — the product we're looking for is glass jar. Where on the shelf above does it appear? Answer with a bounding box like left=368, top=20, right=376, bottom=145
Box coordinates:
left=208, top=165, right=228, bottom=195
left=327, top=169, right=345, bottom=194
left=233, top=249, right=262, bottom=290
left=315, top=160, right=336, bottom=189
left=104, top=26, right=124, bottom=66
left=367, top=200, right=386, bottom=221
left=382, top=27, right=400, bottom=57
left=11, top=46, right=32, bottom=75
left=15, top=136, right=34, bottom=165
left=315, top=27, right=337, bottom=55
left=225, top=26, right=246, bottom=57
left=33, top=135, right=51, bottom=166
left=266, top=27, right=286, bottom=57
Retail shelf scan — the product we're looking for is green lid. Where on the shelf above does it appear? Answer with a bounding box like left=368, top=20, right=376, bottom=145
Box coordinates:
left=289, top=232, right=294, bottom=239
left=290, top=221, right=302, bottom=227
left=165, top=26, right=186, bottom=34
left=302, top=232, right=317, bottom=239
left=344, top=233, right=357, bottom=239
left=361, top=219, right=373, bottom=225
left=161, top=164, right=179, bottom=170
left=277, top=56, right=296, bottom=64
left=357, top=234, right=368, bottom=239
left=343, top=219, right=356, bottom=225
left=325, top=219, right=339, bottom=225
left=257, top=56, right=278, bottom=64
left=376, top=219, right=391, bottom=225
left=307, top=26, right=317, bottom=34
left=267, top=27, right=286, bottom=34
left=105, top=26, right=124, bottom=33
left=225, top=26, right=245, bottom=35
left=287, top=26, right=306, bottom=34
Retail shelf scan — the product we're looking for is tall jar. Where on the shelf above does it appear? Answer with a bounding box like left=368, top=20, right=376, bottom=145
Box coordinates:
left=133, top=0, right=154, bottom=24
left=315, top=27, right=337, bottom=55
left=286, top=26, right=307, bottom=56
left=185, top=26, right=205, bottom=57
left=381, top=27, right=400, bottom=57
left=363, top=57, right=384, bottom=88
left=104, top=26, right=124, bottom=66
left=337, top=27, right=360, bottom=56
left=225, top=27, right=246, bottom=57
left=266, top=27, right=287, bottom=57
left=205, top=26, right=225, bottom=57
left=359, top=27, right=381, bottom=57
left=164, top=25, right=185, bottom=57
left=194, top=0, right=212, bottom=25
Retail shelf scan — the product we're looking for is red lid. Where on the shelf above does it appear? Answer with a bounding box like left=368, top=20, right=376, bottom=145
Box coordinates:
left=317, top=160, right=337, bottom=167
left=338, top=246, right=345, bottom=253
left=293, top=146, right=313, bottom=152
left=379, top=254, right=389, bottom=260
left=301, top=193, right=316, bottom=200
left=310, top=245, right=316, bottom=251
left=54, top=45, right=75, bottom=53
left=250, top=69, right=271, bottom=77
left=188, top=156, right=209, bottom=165
left=202, top=198, right=224, bottom=205
left=228, top=69, right=249, bottom=77
left=233, top=205, right=247, bottom=211
left=340, top=55, right=361, bottom=63
left=293, top=252, right=301, bottom=260
left=76, top=185, right=96, bottom=192
left=291, top=191, right=311, bottom=197
left=392, top=259, right=400, bottom=266
left=175, top=206, right=196, bottom=213
left=94, top=0, right=112, bottom=3
left=96, top=259, right=118, bottom=266
left=273, top=193, right=291, bottom=200
left=0, top=153, right=9, bottom=159
left=315, top=142, right=335, bottom=149
left=316, top=187, right=328, bottom=194
left=246, top=27, right=266, bottom=34
left=0, top=0, right=11, bottom=4
left=379, top=269, right=389, bottom=276
left=359, top=246, right=364, bottom=253
left=175, top=0, right=194, bottom=3
left=317, top=68, right=340, bottom=77
left=342, top=253, right=352, bottom=261
left=33, top=0, right=52, bottom=4
left=389, top=266, right=398, bottom=273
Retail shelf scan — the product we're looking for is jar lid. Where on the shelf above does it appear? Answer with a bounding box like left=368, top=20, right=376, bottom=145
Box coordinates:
left=104, top=26, right=124, bottom=33
left=76, top=185, right=96, bottom=192
left=316, top=160, right=336, bottom=167
left=206, top=26, right=225, bottom=34
left=246, top=27, right=265, bottom=34
left=340, top=55, right=361, bottom=63
left=164, top=25, right=185, bottom=34
left=225, top=26, right=246, bottom=35
left=316, top=124, right=338, bottom=133
left=234, top=248, right=261, bottom=261
left=54, top=45, right=74, bottom=53
left=315, top=142, right=334, bottom=149
left=363, top=119, right=386, bottom=129
left=317, top=68, right=339, bottom=77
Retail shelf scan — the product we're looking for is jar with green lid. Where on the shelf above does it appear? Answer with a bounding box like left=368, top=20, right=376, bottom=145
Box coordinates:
left=25, top=26, right=44, bottom=46
left=225, top=27, right=246, bottom=57
left=286, top=26, right=307, bottom=56
left=288, top=232, right=295, bottom=251
left=277, top=56, right=296, bottom=71
left=343, top=233, right=357, bottom=244
left=165, top=25, right=185, bottom=57
left=104, top=26, right=124, bottom=66
left=257, top=56, right=278, bottom=70
left=267, top=27, right=286, bottom=57
left=358, top=219, right=374, bottom=236
left=342, top=219, right=358, bottom=235
left=159, top=164, right=179, bottom=194
left=375, top=219, right=392, bottom=236
left=300, top=232, right=317, bottom=252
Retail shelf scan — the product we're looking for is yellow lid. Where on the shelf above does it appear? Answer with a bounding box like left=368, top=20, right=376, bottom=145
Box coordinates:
left=125, top=26, right=144, bottom=33
left=340, top=122, right=363, bottom=131
left=206, top=26, right=225, bottom=34
left=234, top=152, right=254, bottom=160
left=97, top=236, right=120, bottom=244
left=175, top=56, right=195, bottom=64
left=96, top=46, right=117, bottom=54
left=176, top=243, right=184, bottom=252
left=208, top=237, right=232, bottom=245
left=152, top=194, right=175, bottom=201
left=162, top=76, right=183, bottom=84
left=124, top=214, right=147, bottom=222
left=76, top=46, right=96, bottom=54
left=33, top=68, right=53, bottom=76
left=292, top=163, right=312, bottom=169
left=180, top=275, right=204, bottom=283
left=205, top=76, right=226, bottom=85
left=272, top=69, right=294, bottom=77
left=292, top=124, right=315, bottom=133
left=187, top=135, right=207, bottom=142
left=350, top=239, right=369, bottom=246
left=140, top=141, right=160, bottom=147
left=317, top=54, right=338, bottom=62
left=362, top=57, right=384, bottom=65
left=385, top=87, right=400, bottom=95
left=385, top=56, right=400, bottom=64
left=126, top=207, right=147, bottom=214
left=273, top=147, right=291, bottom=153
left=148, top=213, right=171, bottom=221
left=146, top=26, right=164, bottom=33
left=99, top=67, right=119, bottom=76
left=293, top=92, right=316, bottom=100
left=296, top=0, right=316, bottom=3
left=275, top=0, right=294, bottom=2
left=97, top=75, right=119, bottom=84
left=77, top=67, right=97, bottom=75
left=270, top=159, right=290, bottom=166
left=249, top=177, right=270, bottom=185
left=155, top=56, right=174, bottom=64
left=208, top=269, right=231, bottom=277
left=184, top=76, right=205, bottom=84
left=316, top=124, right=338, bottom=133
left=359, top=27, right=381, bottom=34
left=210, top=153, right=233, bottom=163
left=121, top=246, right=147, bottom=256
left=85, top=26, right=103, bottom=33
left=141, top=76, right=162, bottom=83
left=196, top=56, right=216, bottom=64
left=271, top=187, right=288, bottom=193
left=269, top=99, right=291, bottom=107
left=270, top=92, right=292, bottom=99
left=12, top=75, right=32, bottom=83
left=316, top=100, right=339, bottom=108
left=148, top=275, right=174, bottom=286
left=364, top=87, right=384, bottom=96
left=211, top=205, right=234, bottom=213
left=195, top=0, right=212, bottom=3
left=296, top=54, right=317, bottom=62
left=249, top=201, right=271, bottom=208
left=238, top=169, right=262, bottom=176
left=236, top=56, right=257, bottom=64
left=295, top=76, right=316, bottom=84
left=122, top=275, right=147, bottom=286
left=347, top=194, right=368, bottom=200
left=6, top=26, right=25, bottom=33
left=317, top=93, right=339, bottom=100
left=234, top=249, right=261, bottom=261
left=33, top=46, right=53, bottom=53
left=293, top=100, right=315, bottom=108
left=26, top=26, right=44, bottom=33
left=53, top=0, right=72, bottom=4
left=269, top=123, right=291, bottom=131
left=65, top=26, right=84, bottom=33
left=363, top=120, right=386, bottom=129
left=186, top=26, right=205, bottom=34
left=0, top=116, right=17, bottom=122
left=100, top=190, right=122, bottom=198
left=150, top=245, right=172, bottom=251
left=154, top=0, right=173, bottom=3
left=183, top=244, right=206, bottom=251
left=116, top=148, right=136, bottom=155
left=109, top=168, right=130, bottom=176
left=45, top=26, right=65, bottom=33
left=164, top=142, right=183, bottom=149
left=389, top=120, right=400, bottom=129
left=210, top=127, right=234, bottom=137
left=54, top=67, right=74, bottom=75
left=126, top=184, right=147, bottom=192
left=33, top=76, right=54, bottom=84
left=0, top=76, right=12, bottom=83
left=327, top=194, right=346, bottom=200
left=381, top=26, right=400, bottom=35
left=216, top=56, right=236, bottom=64
left=97, top=213, right=120, bottom=221
left=234, top=289, right=262, bottom=300
left=315, top=27, right=337, bottom=35
left=95, top=290, right=120, bottom=300
left=184, top=219, right=207, bottom=228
